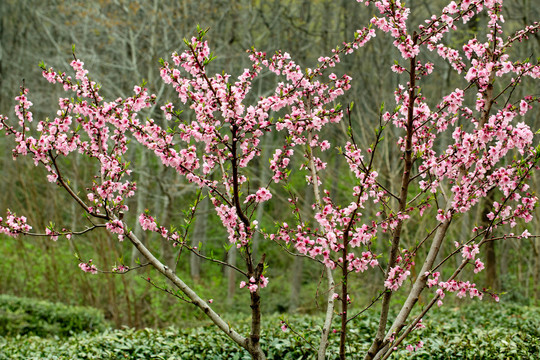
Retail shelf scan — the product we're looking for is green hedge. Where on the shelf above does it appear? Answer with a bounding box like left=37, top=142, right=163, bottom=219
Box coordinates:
left=0, top=294, right=107, bottom=337
left=0, top=300, right=538, bottom=359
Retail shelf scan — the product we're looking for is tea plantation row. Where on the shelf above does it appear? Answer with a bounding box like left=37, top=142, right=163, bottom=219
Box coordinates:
left=0, top=295, right=538, bottom=359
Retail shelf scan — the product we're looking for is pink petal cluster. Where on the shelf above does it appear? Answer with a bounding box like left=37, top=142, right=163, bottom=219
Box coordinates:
left=78, top=260, right=97, bottom=274
left=139, top=213, right=158, bottom=232
left=436, top=279, right=484, bottom=307
left=0, top=211, right=32, bottom=237
left=112, top=264, right=129, bottom=273
left=240, top=275, right=269, bottom=293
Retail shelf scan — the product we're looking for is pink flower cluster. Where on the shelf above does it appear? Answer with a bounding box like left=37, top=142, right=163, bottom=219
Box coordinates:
left=406, top=340, right=424, bottom=353
left=139, top=213, right=158, bottom=232
left=1, top=59, right=155, bottom=228
left=78, top=260, right=97, bottom=274
left=244, top=187, right=272, bottom=204
left=0, top=211, right=32, bottom=237
left=436, top=279, right=483, bottom=307
left=45, top=228, right=59, bottom=241
left=384, top=253, right=413, bottom=291
left=369, top=0, right=419, bottom=59
left=138, top=213, right=177, bottom=242
left=271, top=189, right=380, bottom=273
left=112, top=264, right=129, bottom=273
left=14, top=89, right=33, bottom=126
left=425, top=272, right=441, bottom=288
left=213, top=200, right=248, bottom=246
left=106, top=219, right=125, bottom=235
left=240, top=275, right=269, bottom=293
left=474, top=258, right=485, bottom=274
left=270, top=148, right=294, bottom=183
left=461, top=243, right=480, bottom=260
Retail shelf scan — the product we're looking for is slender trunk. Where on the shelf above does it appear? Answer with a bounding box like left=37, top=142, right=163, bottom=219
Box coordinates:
left=318, top=267, right=336, bottom=360
left=365, top=40, right=418, bottom=360
left=372, top=211, right=452, bottom=360
left=534, top=185, right=540, bottom=303
left=373, top=39, right=500, bottom=359
left=483, top=192, right=498, bottom=291
left=379, top=254, right=473, bottom=360
left=477, top=66, right=497, bottom=291
left=230, top=123, right=266, bottom=359
left=305, top=110, right=336, bottom=360
left=248, top=286, right=265, bottom=359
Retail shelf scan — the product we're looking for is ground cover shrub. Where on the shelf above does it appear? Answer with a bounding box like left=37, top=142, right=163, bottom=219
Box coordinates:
left=0, top=302, right=538, bottom=359
left=0, top=294, right=108, bottom=337
left=401, top=302, right=540, bottom=359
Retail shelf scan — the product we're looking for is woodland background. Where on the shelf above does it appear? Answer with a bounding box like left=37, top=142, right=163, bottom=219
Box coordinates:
left=0, top=0, right=539, bottom=330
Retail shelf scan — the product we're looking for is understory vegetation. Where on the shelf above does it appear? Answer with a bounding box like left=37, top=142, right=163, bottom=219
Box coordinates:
left=0, top=295, right=538, bottom=359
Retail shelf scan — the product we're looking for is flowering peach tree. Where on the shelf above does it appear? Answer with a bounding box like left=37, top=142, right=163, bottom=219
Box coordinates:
left=1, top=1, right=539, bottom=359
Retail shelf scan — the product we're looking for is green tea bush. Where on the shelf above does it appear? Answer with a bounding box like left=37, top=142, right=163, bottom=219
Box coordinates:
left=404, top=302, right=540, bottom=360
left=0, top=302, right=538, bottom=359
left=0, top=294, right=108, bottom=337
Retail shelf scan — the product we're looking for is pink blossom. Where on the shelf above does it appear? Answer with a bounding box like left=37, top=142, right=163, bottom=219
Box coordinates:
left=106, top=219, right=124, bottom=235
left=113, top=265, right=129, bottom=273
left=384, top=265, right=411, bottom=291
left=139, top=213, right=159, bottom=232
left=519, top=100, right=530, bottom=116
left=254, top=188, right=272, bottom=203
left=462, top=243, right=479, bottom=260
left=45, top=228, right=58, bottom=241
left=474, top=259, right=485, bottom=273
left=79, top=260, right=97, bottom=274
left=260, top=275, right=269, bottom=288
